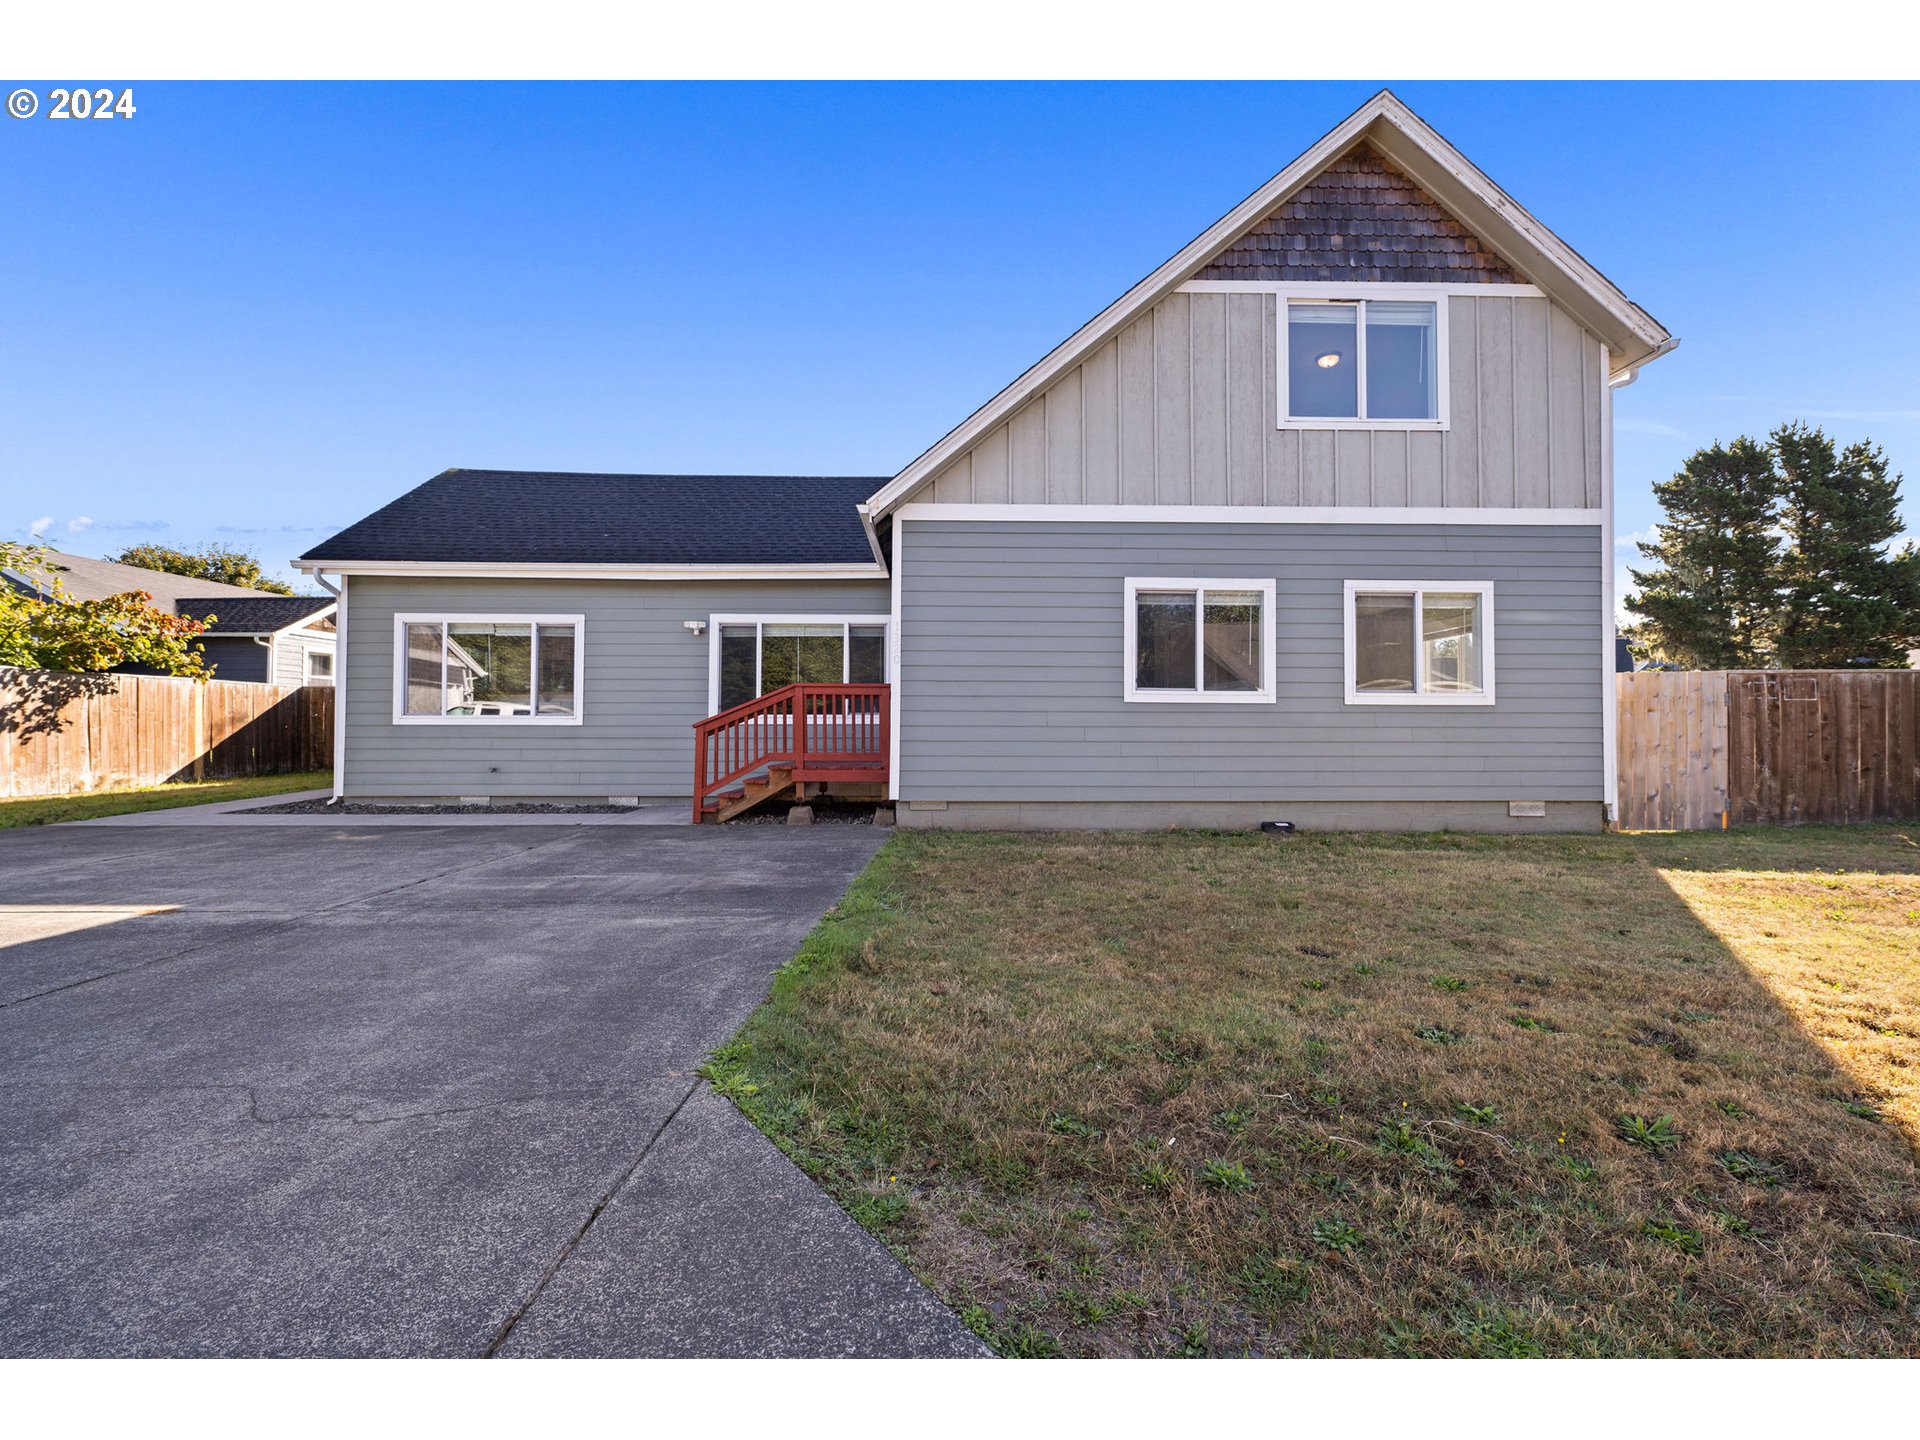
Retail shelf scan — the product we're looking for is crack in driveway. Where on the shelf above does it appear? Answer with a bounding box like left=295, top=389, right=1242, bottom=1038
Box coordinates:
left=480, top=1076, right=704, bottom=1357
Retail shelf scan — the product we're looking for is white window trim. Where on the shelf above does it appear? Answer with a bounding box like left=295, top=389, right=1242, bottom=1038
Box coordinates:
left=1342, top=580, right=1495, bottom=706
left=390, top=613, right=586, bottom=726
left=305, top=648, right=335, bottom=683
left=1122, top=577, right=1277, bottom=705
left=706, top=614, right=892, bottom=715
left=1277, top=291, right=1450, bottom=432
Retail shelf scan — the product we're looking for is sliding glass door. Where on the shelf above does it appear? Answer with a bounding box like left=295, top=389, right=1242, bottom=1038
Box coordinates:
left=715, top=619, right=887, bottom=711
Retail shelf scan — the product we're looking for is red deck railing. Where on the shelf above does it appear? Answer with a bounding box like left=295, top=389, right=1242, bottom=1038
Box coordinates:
left=692, top=682, right=890, bottom=821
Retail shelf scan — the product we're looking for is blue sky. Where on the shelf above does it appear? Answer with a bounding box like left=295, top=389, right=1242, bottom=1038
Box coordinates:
left=3, top=81, right=1915, bottom=600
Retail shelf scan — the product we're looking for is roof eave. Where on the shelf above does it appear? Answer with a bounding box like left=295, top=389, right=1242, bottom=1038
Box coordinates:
left=293, top=559, right=888, bottom=580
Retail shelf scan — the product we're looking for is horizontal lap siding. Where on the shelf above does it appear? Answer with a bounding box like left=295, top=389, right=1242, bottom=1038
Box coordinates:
left=343, top=577, right=888, bottom=798
left=898, top=521, right=1602, bottom=803
left=921, top=294, right=1605, bottom=510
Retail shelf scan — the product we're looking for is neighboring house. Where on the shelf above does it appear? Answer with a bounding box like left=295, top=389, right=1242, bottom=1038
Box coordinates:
left=5, top=549, right=337, bottom=685
left=296, top=91, right=1674, bottom=830
left=171, top=596, right=339, bottom=686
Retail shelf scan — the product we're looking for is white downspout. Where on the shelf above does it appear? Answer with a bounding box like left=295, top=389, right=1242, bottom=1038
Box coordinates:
left=312, top=570, right=346, bottom=803
left=1600, top=347, right=1618, bottom=829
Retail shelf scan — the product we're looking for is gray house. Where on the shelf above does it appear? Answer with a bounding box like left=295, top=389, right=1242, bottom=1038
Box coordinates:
left=297, top=91, right=1672, bottom=831
left=6, top=549, right=337, bottom=686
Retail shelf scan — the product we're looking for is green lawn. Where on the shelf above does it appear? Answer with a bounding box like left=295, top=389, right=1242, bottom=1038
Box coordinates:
left=705, top=824, right=1920, bottom=1357
left=0, top=771, right=332, bottom=828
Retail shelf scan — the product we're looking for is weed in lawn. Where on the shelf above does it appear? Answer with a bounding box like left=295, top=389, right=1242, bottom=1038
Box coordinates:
left=1712, top=1208, right=1754, bottom=1236
left=1459, top=1308, right=1545, bottom=1358
left=1176, top=1324, right=1210, bottom=1357
left=1615, top=1113, right=1681, bottom=1153
left=1351, top=962, right=1382, bottom=977
left=1377, top=1120, right=1442, bottom=1167
left=1557, top=1153, right=1597, bottom=1182
left=1047, top=1113, right=1101, bottom=1138
left=846, top=1191, right=910, bottom=1230
left=1508, top=1015, right=1556, bottom=1033
left=1202, top=1160, right=1253, bottom=1193
left=963, top=1307, right=1062, bottom=1358
left=1643, top=1219, right=1704, bottom=1256
left=1234, top=1252, right=1312, bottom=1311
left=1311, top=1217, right=1363, bottom=1253
left=1857, top=1265, right=1910, bottom=1311
left=1430, top=975, right=1469, bottom=992
left=1309, top=1171, right=1356, bottom=1200
left=1715, top=1099, right=1751, bottom=1119
left=1456, top=1102, right=1501, bottom=1126
left=1841, top=1100, right=1881, bottom=1123
left=1215, top=1109, right=1250, bottom=1136
left=1302, top=978, right=1327, bottom=992
left=1414, top=1025, right=1463, bottom=1045
left=1135, top=1160, right=1178, bottom=1192
left=1718, top=1150, right=1786, bottom=1187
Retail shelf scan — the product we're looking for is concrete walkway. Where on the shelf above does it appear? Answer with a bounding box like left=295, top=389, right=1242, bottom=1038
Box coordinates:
left=0, top=824, right=983, bottom=1357
left=68, top=789, right=692, bottom=827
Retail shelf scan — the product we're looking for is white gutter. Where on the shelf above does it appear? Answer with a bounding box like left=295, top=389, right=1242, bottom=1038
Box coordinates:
left=1609, top=336, right=1681, bottom=389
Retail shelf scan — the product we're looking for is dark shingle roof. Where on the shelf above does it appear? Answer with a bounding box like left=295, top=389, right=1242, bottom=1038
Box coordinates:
left=175, top=595, right=336, bottom=634
left=301, top=469, right=887, bottom=566
left=1197, top=142, right=1521, bottom=284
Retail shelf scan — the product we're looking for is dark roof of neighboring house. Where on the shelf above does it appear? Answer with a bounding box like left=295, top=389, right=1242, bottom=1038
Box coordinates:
left=301, top=469, right=887, bottom=566
left=173, top=595, right=337, bottom=635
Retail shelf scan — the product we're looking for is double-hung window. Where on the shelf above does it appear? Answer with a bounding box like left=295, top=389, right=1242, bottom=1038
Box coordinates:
left=1123, top=578, right=1276, bottom=703
left=394, top=614, right=584, bottom=723
left=710, top=616, right=889, bottom=713
left=1343, top=582, right=1493, bottom=705
left=1282, top=297, right=1443, bottom=426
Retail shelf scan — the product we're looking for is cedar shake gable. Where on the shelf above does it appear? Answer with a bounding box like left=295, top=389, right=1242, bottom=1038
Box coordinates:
left=1196, top=142, right=1520, bottom=284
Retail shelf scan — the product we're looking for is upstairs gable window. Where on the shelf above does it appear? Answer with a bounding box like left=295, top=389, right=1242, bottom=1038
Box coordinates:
left=1284, top=298, right=1442, bottom=426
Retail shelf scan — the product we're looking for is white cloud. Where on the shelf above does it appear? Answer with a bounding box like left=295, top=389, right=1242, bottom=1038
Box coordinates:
left=66, top=516, right=93, bottom=534
left=1614, top=527, right=1657, bottom=552
left=29, top=516, right=52, bottom=537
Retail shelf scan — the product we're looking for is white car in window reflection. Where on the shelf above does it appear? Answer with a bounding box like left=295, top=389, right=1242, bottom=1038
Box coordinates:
left=444, top=701, right=533, bottom=717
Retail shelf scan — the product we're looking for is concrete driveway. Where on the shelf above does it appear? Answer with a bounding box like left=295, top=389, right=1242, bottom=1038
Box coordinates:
left=0, top=823, right=984, bottom=1358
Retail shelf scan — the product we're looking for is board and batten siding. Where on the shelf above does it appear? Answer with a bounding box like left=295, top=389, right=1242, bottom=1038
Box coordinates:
left=897, top=520, right=1604, bottom=807
left=923, top=293, right=1604, bottom=510
left=342, top=576, right=889, bottom=799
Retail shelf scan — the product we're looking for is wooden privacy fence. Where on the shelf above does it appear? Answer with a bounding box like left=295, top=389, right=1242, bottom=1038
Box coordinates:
left=1617, top=669, right=1920, bottom=830
left=0, top=666, right=333, bottom=799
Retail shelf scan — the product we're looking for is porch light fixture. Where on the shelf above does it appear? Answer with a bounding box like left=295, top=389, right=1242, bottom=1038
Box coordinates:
left=683, top=619, right=707, bottom=636
left=1316, top=351, right=1342, bottom=368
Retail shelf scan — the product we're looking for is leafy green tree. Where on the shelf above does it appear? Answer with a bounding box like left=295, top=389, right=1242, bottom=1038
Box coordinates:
left=1770, top=424, right=1920, bottom=668
left=0, top=542, right=212, bottom=677
left=109, top=541, right=296, bottom=596
left=1625, top=437, right=1781, bottom=668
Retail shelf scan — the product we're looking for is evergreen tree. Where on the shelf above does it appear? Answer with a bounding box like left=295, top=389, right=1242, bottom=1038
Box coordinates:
left=1625, top=437, right=1781, bottom=668
left=1770, top=423, right=1920, bottom=668
left=108, top=542, right=297, bottom=596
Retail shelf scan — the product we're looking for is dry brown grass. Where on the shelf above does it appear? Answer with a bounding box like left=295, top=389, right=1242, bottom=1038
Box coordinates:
left=706, top=825, right=1920, bottom=1356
